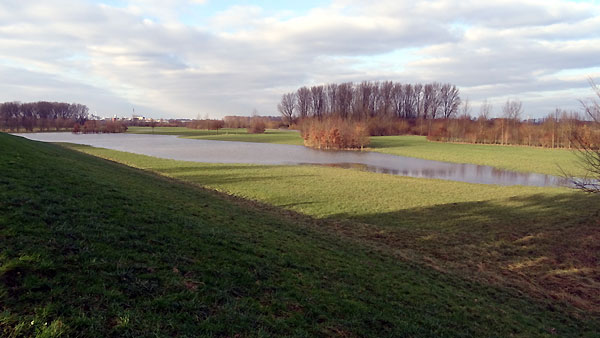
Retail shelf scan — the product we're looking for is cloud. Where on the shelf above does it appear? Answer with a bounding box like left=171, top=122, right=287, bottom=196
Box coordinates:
left=0, top=0, right=598, bottom=118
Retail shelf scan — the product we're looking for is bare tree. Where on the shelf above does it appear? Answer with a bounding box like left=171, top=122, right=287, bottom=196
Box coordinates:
left=392, top=83, right=404, bottom=118
left=569, top=80, right=600, bottom=193
left=310, top=85, right=325, bottom=119
left=452, top=97, right=471, bottom=141
left=413, top=83, right=424, bottom=118
left=422, top=84, right=434, bottom=119
left=502, top=99, right=522, bottom=120
left=440, top=83, right=461, bottom=119
left=402, top=84, right=415, bottom=118
left=478, top=99, right=492, bottom=120
left=378, top=81, right=395, bottom=116
left=501, top=99, right=522, bottom=144
left=296, top=87, right=311, bottom=119
left=278, top=92, right=296, bottom=125
left=336, top=82, right=353, bottom=119
left=477, top=99, right=492, bottom=143
left=429, top=82, right=443, bottom=119
left=325, top=83, right=338, bottom=116
left=460, top=97, right=471, bottom=119
left=370, top=81, right=381, bottom=118
left=355, top=81, right=374, bottom=119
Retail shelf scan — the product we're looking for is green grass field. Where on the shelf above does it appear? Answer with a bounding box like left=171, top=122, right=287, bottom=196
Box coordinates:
left=369, top=136, right=583, bottom=177
left=67, top=143, right=600, bottom=321
left=128, top=127, right=583, bottom=175
left=128, top=126, right=304, bottom=145
left=2, top=133, right=600, bottom=336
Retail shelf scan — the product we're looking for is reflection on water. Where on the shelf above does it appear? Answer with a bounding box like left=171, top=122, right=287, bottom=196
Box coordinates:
left=317, top=163, right=570, bottom=187
left=14, top=133, right=570, bottom=187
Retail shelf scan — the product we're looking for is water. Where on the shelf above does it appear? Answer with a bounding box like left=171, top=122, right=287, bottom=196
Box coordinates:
left=14, top=133, right=570, bottom=187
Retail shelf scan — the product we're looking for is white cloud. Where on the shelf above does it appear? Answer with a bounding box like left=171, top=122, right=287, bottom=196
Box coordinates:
left=0, top=0, right=598, bottom=118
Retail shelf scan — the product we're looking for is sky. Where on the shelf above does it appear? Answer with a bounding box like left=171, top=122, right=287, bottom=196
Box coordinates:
left=1, top=0, right=599, bottom=119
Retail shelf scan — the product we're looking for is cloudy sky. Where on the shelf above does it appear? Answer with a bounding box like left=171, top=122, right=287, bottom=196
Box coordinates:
left=1, top=0, right=599, bottom=118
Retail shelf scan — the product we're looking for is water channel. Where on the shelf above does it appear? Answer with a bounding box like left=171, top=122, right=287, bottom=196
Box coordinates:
left=15, top=133, right=570, bottom=187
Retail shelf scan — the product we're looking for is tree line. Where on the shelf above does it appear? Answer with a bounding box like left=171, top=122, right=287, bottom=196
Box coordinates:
left=0, top=101, right=90, bottom=132
left=278, top=81, right=461, bottom=124
left=72, top=120, right=128, bottom=134
left=222, top=116, right=283, bottom=129
left=188, top=116, right=282, bottom=134
left=425, top=103, right=596, bottom=149
left=277, top=82, right=598, bottom=150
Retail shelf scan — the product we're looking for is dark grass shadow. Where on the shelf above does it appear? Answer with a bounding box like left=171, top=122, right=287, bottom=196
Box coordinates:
left=356, top=194, right=595, bottom=240
left=164, top=173, right=311, bottom=185
left=152, top=166, right=317, bottom=186
left=155, top=165, right=287, bottom=173
left=325, top=192, right=600, bottom=266
left=277, top=201, right=317, bottom=208
left=325, top=192, right=600, bottom=314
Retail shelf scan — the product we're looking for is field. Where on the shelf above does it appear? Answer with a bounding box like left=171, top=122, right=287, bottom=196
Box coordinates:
left=66, top=143, right=600, bottom=318
left=128, top=127, right=583, bottom=176
left=127, top=127, right=304, bottom=145
left=370, top=136, right=583, bottom=177
left=3, top=132, right=598, bottom=336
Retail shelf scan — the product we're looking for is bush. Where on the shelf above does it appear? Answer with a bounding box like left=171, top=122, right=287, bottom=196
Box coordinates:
left=82, top=120, right=98, bottom=133
left=188, top=119, right=224, bottom=130
left=367, top=116, right=412, bottom=136
left=248, top=118, right=266, bottom=134
left=75, top=120, right=127, bottom=134
left=103, top=121, right=128, bottom=133
left=300, top=118, right=369, bottom=150
left=225, top=116, right=283, bottom=129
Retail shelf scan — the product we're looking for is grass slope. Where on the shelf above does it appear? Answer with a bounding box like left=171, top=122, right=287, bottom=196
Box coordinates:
left=67, top=144, right=600, bottom=319
left=128, top=127, right=582, bottom=175
left=1, top=133, right=598, bottom=336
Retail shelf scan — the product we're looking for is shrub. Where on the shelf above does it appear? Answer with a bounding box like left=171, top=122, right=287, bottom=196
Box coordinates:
left=82, top=120, right=98, bottom=133
left=103, top=121, right=128, bottom=133
left=188, top=119, right=224, bottom=130
left=77, top=120, right=128, bottom=134
left=366, top=116, right=413, bottom=136
left=248, top=118, right=266, bottom=134
left=300, top=118, right=369, bottom=150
